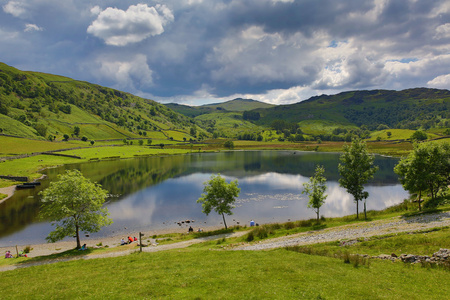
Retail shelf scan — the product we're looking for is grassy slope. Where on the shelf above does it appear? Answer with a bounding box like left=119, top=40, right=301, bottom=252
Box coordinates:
left=195, top=112, right=262, bottom=137
left=255, top=88, right=450, bottom=129
left=1, top=249, right=448, bottom=299
left=0, top=62, right=194, bottom=142
left=203, top=98, right=275, bottom=111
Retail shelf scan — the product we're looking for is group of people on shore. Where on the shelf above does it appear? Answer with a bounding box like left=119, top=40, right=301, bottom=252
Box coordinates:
left=4, top=250, right=27, bottom=258
left=121, top=236, right=138, bottom=245
left=188, top=226, right=203, bottom=233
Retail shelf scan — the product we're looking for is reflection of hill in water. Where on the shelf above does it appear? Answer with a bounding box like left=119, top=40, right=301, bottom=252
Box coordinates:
left=0, top=151, right=401, bottom=241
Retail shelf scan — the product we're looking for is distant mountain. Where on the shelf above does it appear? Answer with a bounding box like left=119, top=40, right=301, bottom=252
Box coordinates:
left=203, top=98, right=275, bottom=111
left=254, top=88, right=450, bottom=130
left=166, top=98, right=274, bottom=118
left=1, top=61, right=448, bottom=142
left=0, top=62, right=195, bottom=141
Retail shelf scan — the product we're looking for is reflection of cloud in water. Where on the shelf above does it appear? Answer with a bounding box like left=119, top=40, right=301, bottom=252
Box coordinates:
left=241, top=172, right=308, bottom=189
left=108, top=189, right=158, bottom=225
left=237, top=193, right=300, bottom=204
left=104, top=172, right=409, bottom=234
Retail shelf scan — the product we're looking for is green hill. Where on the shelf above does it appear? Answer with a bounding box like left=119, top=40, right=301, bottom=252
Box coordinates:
left=1, top=62, right=448, bottom=143
left=203, top=98, right=275, bottom=111
left=255, top=89, right=450, bottom=131
left=0, top=62, right=197, bottom=142
left=166, top=98, right=274, bottom=118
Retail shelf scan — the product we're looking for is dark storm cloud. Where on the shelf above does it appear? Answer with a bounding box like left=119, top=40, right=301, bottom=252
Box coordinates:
left=1, top=0, right=449, bottom=105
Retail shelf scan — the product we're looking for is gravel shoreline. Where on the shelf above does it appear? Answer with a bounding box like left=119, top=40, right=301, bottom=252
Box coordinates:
left=1, top=211, right=448, bottom=273
left=234, top=212, right=450, bottom=251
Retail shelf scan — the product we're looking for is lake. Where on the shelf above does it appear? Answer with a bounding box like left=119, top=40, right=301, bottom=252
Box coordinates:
left=0, top=151, right=408, bottom=246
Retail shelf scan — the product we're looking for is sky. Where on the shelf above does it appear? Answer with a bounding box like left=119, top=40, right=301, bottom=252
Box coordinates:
left=1, top=0, right=449, bottom=106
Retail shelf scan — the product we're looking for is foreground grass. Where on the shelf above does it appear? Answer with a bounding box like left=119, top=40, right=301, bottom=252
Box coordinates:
left=1, top=248, right=449, bottom=299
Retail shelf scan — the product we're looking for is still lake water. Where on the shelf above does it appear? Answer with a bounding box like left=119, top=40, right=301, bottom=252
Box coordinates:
left=0, top=151, right=408, bottom=246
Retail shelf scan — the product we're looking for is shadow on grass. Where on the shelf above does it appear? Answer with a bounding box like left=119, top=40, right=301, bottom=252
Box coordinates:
left=16, top=248, right=94, bottom=265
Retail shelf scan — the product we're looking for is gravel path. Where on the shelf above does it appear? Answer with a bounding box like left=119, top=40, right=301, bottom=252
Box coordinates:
left=1, top=212, right=448, bottom=272
left=0, top=231, right=248, bottom=272
left=234, top=212, right=450, bottom=251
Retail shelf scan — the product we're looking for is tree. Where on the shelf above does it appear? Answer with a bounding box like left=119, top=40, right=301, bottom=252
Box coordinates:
left=197, top=174, right=240, bottom=229
left=73, top=126, right=80, bottom=136
left=302, top=165, right=327, bottom=221
left=224, top=140, right=234, bottom=149
left=34, top=124, right=47, bottom=137
left=410, top=130, right=427, bottom=141
left=39, top=170, right=112, bottom=249
left=338, top=138, right=378, bottom=219
left=394, top=142, right=450, bottom=209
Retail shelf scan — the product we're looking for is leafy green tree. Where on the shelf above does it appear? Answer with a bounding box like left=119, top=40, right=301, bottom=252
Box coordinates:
left=147, top=139, right=152, bottom=146
left=395, top=142, right=450, bottom=208
left=39, top=170, right=112, bottom=249
left=34, top=124, right=47, bottom=137
left=410, top=130, right=427, bottom=141
left=224, top=140, right=234, bottom=149
left=302, top=165, right=327, bottom=221
left=338, top=138, right=378, bottom=219
left=90, top=140, right=95, bottom=145
left=63, top=134, right=69, bottom=141
left=197, top=174, right=240, bottom=229
left=138, top=139, right=144, bottom=145
left=73, top=126, right=80, bottom=136
left=190, top=126, right=197, bottom=137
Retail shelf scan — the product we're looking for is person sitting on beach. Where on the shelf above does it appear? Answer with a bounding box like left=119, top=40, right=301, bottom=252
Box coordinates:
left=121, top=238, right=126, bottom=245
left=188, top=226, right=194, bottom=233
left=18, top=250, right=27, bottom=257
left=128, top=236, right=133, bottom=244
left=79, top=244, right=87, bottom=251
left=5, top=251, right=13, bottom=258
left=197, top=228, right=203, bottom=233
left=250, top=220, right=255, bottom=227
left=133, top=237, right=138, bottom=241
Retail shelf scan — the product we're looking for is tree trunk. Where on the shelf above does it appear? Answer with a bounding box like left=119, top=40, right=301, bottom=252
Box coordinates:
left=222, top=213, right=228, bottom=229
left=364, top=201, right=367, bottom=220
left=356, top=199, right=359, bottom=219
left=75, top=223, right=81, bottom=249
left=316, top=209, right=319, bottom=222
left=418, top=190, right=422, bottom=211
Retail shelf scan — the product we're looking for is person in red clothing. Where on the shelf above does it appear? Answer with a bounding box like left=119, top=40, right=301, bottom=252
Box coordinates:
left=128, top=236, right=133, bottom=244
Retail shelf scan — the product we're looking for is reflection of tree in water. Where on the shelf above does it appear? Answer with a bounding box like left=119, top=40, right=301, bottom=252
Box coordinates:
left=0, top=188, right=41, bottom=238
left=0, top=151, right=402, bottom=241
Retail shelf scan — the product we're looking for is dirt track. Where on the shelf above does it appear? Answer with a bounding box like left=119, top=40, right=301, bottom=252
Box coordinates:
left=1, top=212, right=449, bottom=272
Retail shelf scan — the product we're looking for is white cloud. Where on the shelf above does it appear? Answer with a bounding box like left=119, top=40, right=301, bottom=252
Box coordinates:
left=434, top=23, right=450, bottom=40
left=87, top=4, right=174, bottom=46
left=427, top=74, right=450, bottom=89
left=2, top=1, right=26, bottom=17
left=95, top=54, right=154, bottom=92
left=24, top=23, right=43, bottom=32
left=90, top=5, right=101, bottom=16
